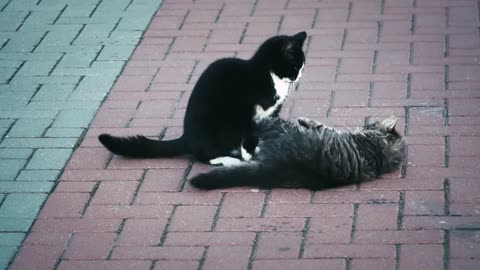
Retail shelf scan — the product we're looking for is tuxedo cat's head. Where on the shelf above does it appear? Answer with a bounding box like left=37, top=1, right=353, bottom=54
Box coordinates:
left=252, top=31, right=307, bottom=82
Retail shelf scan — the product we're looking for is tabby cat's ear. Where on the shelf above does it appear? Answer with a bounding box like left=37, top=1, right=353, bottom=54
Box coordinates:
left=381, top=115, right=398, bottom=132
left=292, top=31, right=307, bottom=46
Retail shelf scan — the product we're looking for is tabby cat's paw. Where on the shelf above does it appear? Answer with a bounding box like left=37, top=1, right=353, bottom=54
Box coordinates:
left=298, top=117, right=323, bottom=129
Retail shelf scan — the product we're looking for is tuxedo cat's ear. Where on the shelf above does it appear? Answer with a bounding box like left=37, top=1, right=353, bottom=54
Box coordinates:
left=381, top=115, right=398, bottom=132
left=283, top=32, right=307, bottom=55
left=292, top=31, right=307, bottom=46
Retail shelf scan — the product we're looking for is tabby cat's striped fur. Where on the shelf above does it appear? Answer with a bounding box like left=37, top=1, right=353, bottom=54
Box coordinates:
left=190, top=115, right=405, bottom=190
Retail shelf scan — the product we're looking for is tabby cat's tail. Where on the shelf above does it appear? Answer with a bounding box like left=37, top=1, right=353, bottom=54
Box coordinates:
left=98, top=134, right=188, bottom=158
left=190, top=162, right=318, bottom=190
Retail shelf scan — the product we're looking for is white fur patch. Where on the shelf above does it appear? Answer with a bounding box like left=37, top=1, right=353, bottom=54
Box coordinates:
left=254, top=73, right=291, bottom=122
left=296, top=64, right=305, bottom=82
left=240, top=147, right=252, bottom=161
left=209, top=156, right=243, bottom=167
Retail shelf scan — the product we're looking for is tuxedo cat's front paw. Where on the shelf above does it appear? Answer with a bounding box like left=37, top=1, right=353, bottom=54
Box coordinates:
left=240, top=147, right=252, bottom=161
left=209, top=156, right=243, bottom=167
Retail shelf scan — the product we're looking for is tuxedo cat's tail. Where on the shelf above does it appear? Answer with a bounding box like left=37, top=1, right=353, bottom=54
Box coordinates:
left=190, top=162, right=320, bottom=190
left=98, top=134, right=188, bottom=158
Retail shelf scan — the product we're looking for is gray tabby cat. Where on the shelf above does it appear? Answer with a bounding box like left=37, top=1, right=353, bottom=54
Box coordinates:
left=190, top=115, right=405, bottom=190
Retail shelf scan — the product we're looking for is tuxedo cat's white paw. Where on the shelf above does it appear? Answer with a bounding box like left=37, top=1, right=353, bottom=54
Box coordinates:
left=209, top=156, right=243, bottom=167
left=254, top=147, right=260, bottom=154
left=240, top=147, right=252, bottom=161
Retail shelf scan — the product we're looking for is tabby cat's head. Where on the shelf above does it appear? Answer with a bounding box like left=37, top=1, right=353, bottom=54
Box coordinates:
left=364, top=115, right=405, bottom=173
left=252, top=31, right=307, bottom=82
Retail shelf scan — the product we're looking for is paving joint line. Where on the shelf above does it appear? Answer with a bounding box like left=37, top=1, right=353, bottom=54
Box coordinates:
left=397, top=191, right=405, bottom=230
left=276, top=15, right=284, bottom=35
left=346, top=1, right=352, bottom=22
left=0, top=0, right=13, bottom=11
left=444, top=34, right=449, bottom=57
left=89, top=45, right=105, bottom=67
left=70, top=24, right=86, bottom=46
left=247, top=232, right=260, bottom=270
left=326, top=91, right=336, bottom=117
left=15, top=11, right=32, bottom=32
left=158, top=205, right=177, bottom=246
left=0, top=38, right=9, bottom=50
left=47, top=53, right=66, bottom=76
left=197, top=246, right=209, bottom=270
left=5, top=60, right=24, bottom=84
left=409, top=42, right=414, bottom=65
left=214, top=3, right=225, bottom=23
left=108, top=17, right=122, bottom=38
left=80, top=181, right=100, bottom=217
left=145, top=67, right=161, bottom=92
left=52, top=4, right=68, bottom=25
left=124, top=0, right=134, bottom=12
left=209, top=192, right=225, bottom=231
left=401, top=144, right=408, bottom=178
left=345, top=258, right=352, bottom=270
left=179, top=161, right=194, bottom=192
left=443, top=178, right=450, bottom=216
left=395, top=244, right=401, bottom=270
left=162, top=37, right=176, bottom=60
left=107, top=218, right=126, bottom=259
left=250, top=0, right=259, bottom=17
left=444, top=65, right=449, bottom=91
left=259, top=190, right=271, bottom=217
left=443, top=135, right=450, bottom=168
left=201, top=30, right=212, bottom=53
left=89, top=0, right=104, bottom=18
left=367, top=81, right=374, bottom=108
left=444, top=98, right=449, bottom=126
left=52, top=233, right=73, bottom=270
left=443, top=229, right=450, bottom=270
left=178, top=9, right=190, bottom=30
left=239, top=22, right=249, bottom=44
left=311, top=8, right=319, bottom=29
left=130, top=169, right=148, bottom=204
left=349, top=203, right=359, bottom=244
left=31, top=31, right=49, bottom=53
left=406, top=73, right=412, bottom=99
left=298, top=217, right=310, bottom=259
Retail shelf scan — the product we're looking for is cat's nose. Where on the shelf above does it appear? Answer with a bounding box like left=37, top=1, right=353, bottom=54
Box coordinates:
left=274, top=95, right=280, bottom=101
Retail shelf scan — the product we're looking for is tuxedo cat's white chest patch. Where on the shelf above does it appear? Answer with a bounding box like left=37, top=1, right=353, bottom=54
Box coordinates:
left=254, top=73, right=291, bottom=122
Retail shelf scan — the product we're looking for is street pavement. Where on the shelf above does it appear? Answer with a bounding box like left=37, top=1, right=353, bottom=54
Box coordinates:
left=2, top=0, right=480, bottom=269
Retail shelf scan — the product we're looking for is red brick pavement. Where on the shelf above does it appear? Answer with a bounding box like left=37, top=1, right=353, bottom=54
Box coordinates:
left=11, top=0, right=480, bottom=269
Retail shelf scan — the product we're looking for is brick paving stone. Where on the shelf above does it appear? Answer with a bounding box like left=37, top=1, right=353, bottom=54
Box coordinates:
left=63, top=232, right=116, bottom=260
left=255, top=232, right=303, bottom=259
left=57, top=260, right=152, bottom=270
left=203, top=246, right=252, bottom=270
left=7, top=0, right=480, bottom=269
left=350, top=259, right=396, bottom=270
left=399, top=245, right=445, bottom=270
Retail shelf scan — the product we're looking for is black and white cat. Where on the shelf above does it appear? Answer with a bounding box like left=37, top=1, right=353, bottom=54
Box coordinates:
left=189, top=115, right=405, bottom=190
left=99, top=32, right=307, bottom=166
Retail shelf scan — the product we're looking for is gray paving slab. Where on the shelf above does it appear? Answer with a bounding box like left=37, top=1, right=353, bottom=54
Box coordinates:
left=0, top=0, right=164, bottom=268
